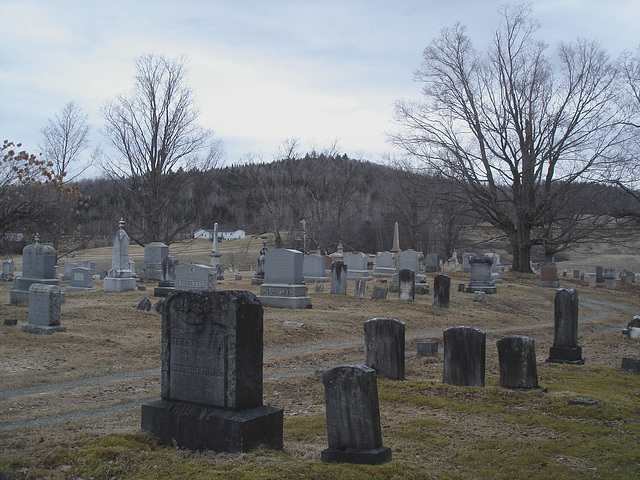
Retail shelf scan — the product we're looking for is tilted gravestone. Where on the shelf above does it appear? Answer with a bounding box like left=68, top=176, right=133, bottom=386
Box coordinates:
left=22, top=284, right=66, bottom=334
left=330, top=261, right=347, bottom=295
left=497, top=335, right=544, bottom=390
left=258, top=249, right=311, bottom=309
left=546, top=288, right=585, bottom=365
left=398, top=268, right=415, bottom=301
left=443, top=326, right=486, bottom=387
left=364, top=318, right=405, bottom=380
left=433, top=274, right=451, bottom=308
left=141, top=290, right=283, bottom=452
left=321, top=365, right=392, bottom=465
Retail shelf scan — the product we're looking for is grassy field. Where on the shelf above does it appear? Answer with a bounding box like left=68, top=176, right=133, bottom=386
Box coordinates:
left=0, top=237, right=639, bottom=479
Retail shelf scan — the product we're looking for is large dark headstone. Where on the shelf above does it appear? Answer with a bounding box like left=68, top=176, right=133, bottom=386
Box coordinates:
left=546, top=288, right=585, bottom=365
left=330, top=261, right=347, bottom=295
left=497, top=335, right=543, bottom=390
left=364, top=318, right=405, bottom=380
left=321, top=365, right=392, bottom=465
left=371, top=285, right=388, bottom=300
left=141, top=290, right=283, bottom=452
left=433, top=274, right=451, bottom=308
left=443, top=326, right=486, bottom=387
left=398, top=268, right=415, bottom=301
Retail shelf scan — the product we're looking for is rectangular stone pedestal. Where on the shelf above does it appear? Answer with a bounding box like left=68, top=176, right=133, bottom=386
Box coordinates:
left=103, top=277, right=136, bottom=293
left=141, top=400, right=283, bottom=453
left=321, top=446, right=392, bottom=465
left=546, top=345, right=585, bottom=365
left=21, top=324, right=66, bottom=334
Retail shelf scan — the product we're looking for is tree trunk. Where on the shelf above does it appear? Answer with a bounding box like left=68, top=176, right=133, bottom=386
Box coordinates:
left=510, top=224, right=533, bottom=273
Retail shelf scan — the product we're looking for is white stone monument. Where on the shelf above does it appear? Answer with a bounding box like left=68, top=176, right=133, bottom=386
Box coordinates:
left=103, top=218, right=137, bottom=293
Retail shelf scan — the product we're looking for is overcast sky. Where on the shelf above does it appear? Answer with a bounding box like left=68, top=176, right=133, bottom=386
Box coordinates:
left=1, top=0, right=639, bottom=177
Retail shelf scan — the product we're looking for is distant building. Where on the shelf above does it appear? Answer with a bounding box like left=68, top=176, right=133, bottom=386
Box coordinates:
left=193, top=228, right=246, bottom=242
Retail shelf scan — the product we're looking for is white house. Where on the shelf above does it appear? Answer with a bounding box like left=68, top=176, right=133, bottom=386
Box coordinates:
left=193, top=228, right=246, bottom=242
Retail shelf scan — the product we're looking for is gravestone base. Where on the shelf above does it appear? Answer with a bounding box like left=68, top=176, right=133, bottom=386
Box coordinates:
left=538, top=280, right=560, bottom=288
left=258, top=284, right=311, bottom=309
left=546, top=345, right=585, bottom=365
left=415, top=283, right=430, bottom=295
left=66, top=285, right=95, bottom=292
left=103, top=277, right=136, bottom=293
left=321, top=446, right=392, bottom=465
left=153, top=282, right=175, bottom=297
left=141, top=400, right=283, bottom=453
left=465, top=282, right=497, bottom=294
left=10, top=278, right=63, bottom=305
left=21, top=324, right=66, bottom=334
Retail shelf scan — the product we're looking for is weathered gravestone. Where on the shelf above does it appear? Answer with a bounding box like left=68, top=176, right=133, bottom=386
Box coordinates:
left=595, top=266, right=604, bottom=283
left=303, top=252, right=329, bottom=282
left=330, top=261, right=347, bottom=295
left=354, top=278, right=367, bottom=297
left=424, top=252, right=440, bottom=273
left=417, top=339, right=439, bottom=356
left=546, top=288, right=585, bottom=364
left=1, top=260, right=14, bottom=280
left=539, top=264, right=559, bottom=288
left=154, top=255, right=179, bottom=297
left=321, top=365, right=392, bottom=465
left=398, top=268, right=415, bottom=301
left=103, top=219, right=136, bottom=293
left=345, top=251, right=371, bottom=280
left=465, top=255, right=497, bottom=294
left=137, top=297, right=152, bottom=311
left=487, top=253, right=503, bottom=284
left=10, top=237, right=61, bottom=305
left=433, top=274, right=451, bottom=308
left=497, top=335, right=544, bottom=390
left=175, top=264, right=217, bottom=292
left=373, top=251, right=395, bottom=278
left=251, top=239, right=268, bottom=285
left=138, top=242, right=169, bottom=281
left=141, top=290, right=283, bottom=452
left=22, top=284, right=66, bottom=334
left=621, top=357, right=640, bottom=374
left=443, top=326, right=486, bottom=387
left=364, top=317, right=405, bottom=380
left=66, top=267, right=94, bottom=291
left=258, top=249, right=311, bottom=309
left=81, top=261, right=95, bottom=273
left=61, top=263, right=78, bottom=281
left=371, top=285, right=388, bottom=300
left=460, top=252, right=475, bottom=273
left=588, top=274, right=597, bottom=288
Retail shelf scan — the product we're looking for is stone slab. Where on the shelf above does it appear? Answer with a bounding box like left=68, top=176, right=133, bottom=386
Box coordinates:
left=321, top=446, right=392, bottom=465
left=103, top=277, right=136, bottom=293
left=21, top=324, right=66, bottom=334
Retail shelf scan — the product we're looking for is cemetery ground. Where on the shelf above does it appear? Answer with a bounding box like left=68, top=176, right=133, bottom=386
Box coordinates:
left=1, top=239, right=639, bottom=479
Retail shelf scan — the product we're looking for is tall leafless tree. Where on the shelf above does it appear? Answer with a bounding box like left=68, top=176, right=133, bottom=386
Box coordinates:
left=390, top=5, right=626, bottom=271
left=101, top=54, right=224, bottom=245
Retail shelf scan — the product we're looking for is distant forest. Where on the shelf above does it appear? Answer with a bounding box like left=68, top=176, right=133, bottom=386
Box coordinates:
left=65, top=152, right=638, bottom=263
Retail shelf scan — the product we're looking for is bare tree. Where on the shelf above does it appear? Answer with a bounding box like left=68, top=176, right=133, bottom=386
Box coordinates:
left=101, top=54, right=224, bottom=245
left=39, top=101, right=93, bottom=183
left=390, top=5, right=626, bottom=271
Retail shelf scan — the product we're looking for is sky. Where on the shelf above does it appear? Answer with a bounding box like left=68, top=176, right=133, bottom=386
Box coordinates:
left=1, top=0, right=639, bottom=178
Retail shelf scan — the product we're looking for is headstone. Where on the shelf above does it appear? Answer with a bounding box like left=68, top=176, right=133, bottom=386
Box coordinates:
left=81, top=261, right=95, bottom=273
left=21, top=284, right=66, bottom=334
left=474, top=291, right=485, bottom=302
left=141, top=290, right=283, bottom=452
left=397, top=249, right=423, bottom=276
left=66, top=267, right=94, bottom=291
left=251, top=239, right=268, bottom=285
left=573, top=269, right=580, bottom=279
left=458, top=283, right=465, bottom=292
left=595, top=266, right=604, bottom=283
left=103, top=219, right=137, bottom=293
left=433, top=274, right=451, bottom=308
left=100, top=269, right=108, bottom=280
left=373, top=251, right=395, bottom=278
left=1, top=260, right=14, bottom=280
left=321, top=365, right=392, bottom=465
left=354, top=278, right=367, bottom=297
left=138, top=284, right=147, bottom=291
left=487, top=253, right=502, bottom=284
left=330, top=261, right=347, bottom=295
left=538, top=264, right=559, bottom=288
left=417, top=339, right=438, bottom=356
left=546, top=288, right=585, bottom=364
left=303, top=253, right=329, bottom=282
left=364, top=317, right=405, bottom=380
left=424, top=253, right=440, bottom=272
left=10, top=236, right=62, bottom=305
left=588, top=275, right=596, bottom=287
left=154, top=255, right=179, bottom=297
left=138, top=242, right=169, bottom=281
left=497, top=335, right=543, bottom=390
left=371, top=285, right=388, bottom=300
left=398, top=268, right=415, bottom=301
left=175, top=264, right=217, bottom=292
left=621, top=271, right=635, bottom=285
left=605, top=278, right=616, bottom=290
left=137, top=297, right=152, bottom=311
left=622, top=316, right=640, bottom=338
left=621, top=357, right=640, bottom=374
left=465, top=255, right=497, bottom=294
left=315, top=284, right=324, bottom=292
left=61, top=263, right=78, bottom=281
left=603, top=267, right=616, bottom=279
left=345, top=251, right=371, bottom=280
left=460, top=252, right=475, bottom=273
left=443, top=326, right=486, bottom=387
left=258, top=249, right=311, bottom=309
